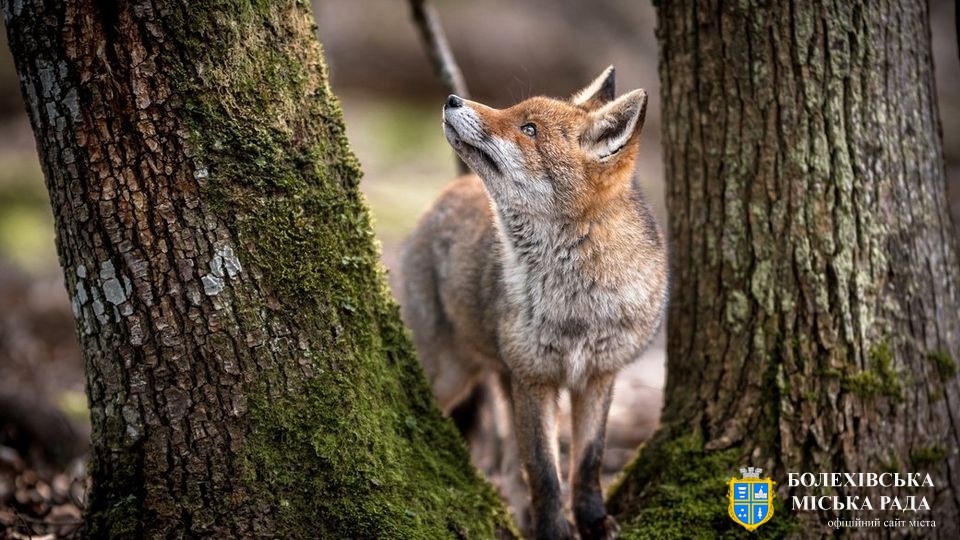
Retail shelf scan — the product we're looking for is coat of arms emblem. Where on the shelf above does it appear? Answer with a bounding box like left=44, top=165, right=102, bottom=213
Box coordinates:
left=727, top=466, right=775, bottom=531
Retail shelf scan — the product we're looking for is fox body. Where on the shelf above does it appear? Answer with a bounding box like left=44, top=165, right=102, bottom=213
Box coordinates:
left=400, top=67, right=668, bottom=540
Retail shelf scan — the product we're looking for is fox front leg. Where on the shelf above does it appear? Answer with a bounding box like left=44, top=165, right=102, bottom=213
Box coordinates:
left=570, top=372, right=620, bottom=540
left=496, top=373, right=533, bottom=534
left=510, top=380, right=574, bottom=540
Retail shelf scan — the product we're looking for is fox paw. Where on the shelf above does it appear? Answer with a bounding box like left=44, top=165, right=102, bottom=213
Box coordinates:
left=578, top=514, right=621, bottom=540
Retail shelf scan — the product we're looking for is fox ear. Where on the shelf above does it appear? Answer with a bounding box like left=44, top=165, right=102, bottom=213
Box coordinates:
left=571, top=65, right=616, bottom=109
left=581, top=89, right=647, bottom=162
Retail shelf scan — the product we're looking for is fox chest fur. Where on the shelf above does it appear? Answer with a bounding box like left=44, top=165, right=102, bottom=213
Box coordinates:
left=492, top=187, right=665, bottom=389
left=404, top=173, right=667, bottom=391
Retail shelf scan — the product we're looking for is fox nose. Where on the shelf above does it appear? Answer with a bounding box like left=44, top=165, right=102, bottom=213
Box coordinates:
left=445, top=94, right=463, bottom=109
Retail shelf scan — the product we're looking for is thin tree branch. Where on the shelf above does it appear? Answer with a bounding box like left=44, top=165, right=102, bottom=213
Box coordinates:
left=409, top=0, right=471, bottom=175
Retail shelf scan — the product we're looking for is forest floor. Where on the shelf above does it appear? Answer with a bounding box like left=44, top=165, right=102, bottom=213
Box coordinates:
left=0, top=116, right=87, bottom=540
left=0, top=262, right=88, bottom=540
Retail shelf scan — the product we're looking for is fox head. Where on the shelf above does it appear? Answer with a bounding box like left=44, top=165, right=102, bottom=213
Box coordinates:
left=442, top=66, right=647, bottom=218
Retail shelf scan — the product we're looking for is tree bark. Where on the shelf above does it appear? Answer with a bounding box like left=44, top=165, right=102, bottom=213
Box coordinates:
left=2, top=1, right=514, bottom=538
left=609, top=1, right=960, bottom=538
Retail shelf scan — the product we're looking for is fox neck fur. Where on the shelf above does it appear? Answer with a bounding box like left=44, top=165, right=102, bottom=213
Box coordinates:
left=490, top=175, right=666, bottom=390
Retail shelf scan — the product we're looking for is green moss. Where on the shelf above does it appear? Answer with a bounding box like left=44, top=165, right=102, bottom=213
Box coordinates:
left=842, top=342, right=902, bottom=400
left=85, top=439, right=144, bottom=539
left=910, top=446, right=947, bottom=470
left=607, top=434, right=800, bottom=539
left=928, top=350, right=957, bottom=378
left=87, top=494, right=140, bottom=539
left=817, top=367, right=841, bottom=378
left=842, top=370, right=883, bottom=397
left=878, top=451, right=901, bottom=475
left=243, top=349, right=514, bottom=539
left=138, top=2, right=516, bottom=537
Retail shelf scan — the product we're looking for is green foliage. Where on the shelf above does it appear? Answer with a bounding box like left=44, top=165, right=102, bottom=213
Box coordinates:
left=0, top=153, right=56, bottom=271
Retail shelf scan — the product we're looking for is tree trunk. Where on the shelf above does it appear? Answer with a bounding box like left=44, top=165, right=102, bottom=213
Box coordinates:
left=609, top=1, right=960, bottom=538
left=2, top=1, right=514, bottom=537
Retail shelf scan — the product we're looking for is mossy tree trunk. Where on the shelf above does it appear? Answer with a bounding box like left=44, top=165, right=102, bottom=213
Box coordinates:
left=609, top=1, right=960, bottom=538
left=2, top=1, right=514, bottom=537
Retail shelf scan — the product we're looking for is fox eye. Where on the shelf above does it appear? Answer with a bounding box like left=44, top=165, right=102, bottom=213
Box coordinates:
left=520, top=123, right=537, bottom=137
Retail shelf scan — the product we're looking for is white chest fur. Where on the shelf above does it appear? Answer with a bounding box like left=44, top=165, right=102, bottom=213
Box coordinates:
left=493, top=210, right=654, bottom=390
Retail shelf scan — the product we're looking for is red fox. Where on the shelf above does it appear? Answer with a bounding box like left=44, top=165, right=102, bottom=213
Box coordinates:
left=400, top=67, right=668, bottom=540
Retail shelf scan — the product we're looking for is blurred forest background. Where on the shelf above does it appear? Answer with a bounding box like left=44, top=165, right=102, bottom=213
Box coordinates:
left=0, top=0, right=957, bottom=533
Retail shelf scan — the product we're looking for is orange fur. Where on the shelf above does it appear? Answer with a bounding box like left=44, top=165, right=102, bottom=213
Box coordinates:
left=401, top=68, right=667, bottom=540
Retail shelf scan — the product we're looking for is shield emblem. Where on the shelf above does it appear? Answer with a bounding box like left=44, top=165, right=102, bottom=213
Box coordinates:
left=727, top=467, right=775, bottom=531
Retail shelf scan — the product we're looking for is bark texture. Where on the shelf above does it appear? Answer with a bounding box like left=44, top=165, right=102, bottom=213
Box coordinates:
left=608, top=1, right=960, bottom=538
left=2, top=1, right=514, bottom=538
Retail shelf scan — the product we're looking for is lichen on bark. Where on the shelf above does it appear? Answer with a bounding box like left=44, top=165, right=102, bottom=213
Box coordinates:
left=611, top=1, right=960, bottom=537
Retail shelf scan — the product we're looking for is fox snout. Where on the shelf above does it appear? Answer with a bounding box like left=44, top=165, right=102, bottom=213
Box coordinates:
left=442, top=93, right=475, bottom=145
left=443, top=97, right=515, bottom=179
left=441, top=94, right=473, bottom=151
left=445, top=94, right=463, bottom=109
